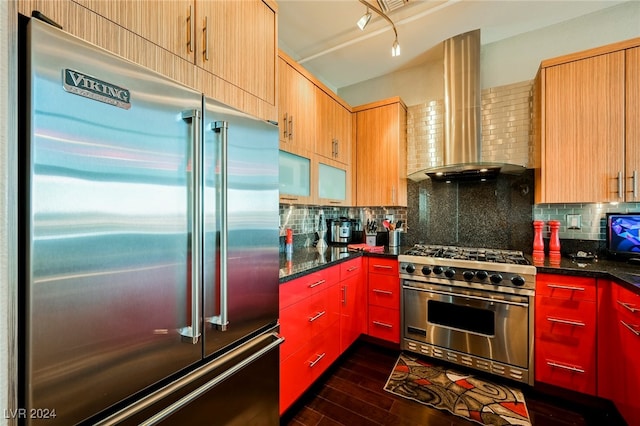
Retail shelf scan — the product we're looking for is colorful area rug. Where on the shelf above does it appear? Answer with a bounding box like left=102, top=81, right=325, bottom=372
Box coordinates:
left=384, top=353, right=532, bottom=426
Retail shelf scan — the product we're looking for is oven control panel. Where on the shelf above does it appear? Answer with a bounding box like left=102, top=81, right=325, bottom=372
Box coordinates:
left=399, top=258, right=536, bottom=294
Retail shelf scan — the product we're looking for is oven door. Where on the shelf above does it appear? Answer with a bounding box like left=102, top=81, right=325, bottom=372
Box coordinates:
left=403, top=283, right=530, bottom=368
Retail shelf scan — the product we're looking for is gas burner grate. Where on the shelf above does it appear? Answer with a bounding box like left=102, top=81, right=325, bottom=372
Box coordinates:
left=404, top=244, right=530, bottom=265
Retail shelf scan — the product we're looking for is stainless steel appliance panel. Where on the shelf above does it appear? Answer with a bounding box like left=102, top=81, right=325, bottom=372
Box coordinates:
left=96, top=326, right=283, bottom=426
left=202, top=100, right=279, bottom=357
left=403, top=284, right=529, bottom=368
left=25, top=20, right=203, bottom=425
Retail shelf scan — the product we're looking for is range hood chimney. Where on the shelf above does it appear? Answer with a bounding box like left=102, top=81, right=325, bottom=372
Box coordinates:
left=409, top=29, right=526, bottom=182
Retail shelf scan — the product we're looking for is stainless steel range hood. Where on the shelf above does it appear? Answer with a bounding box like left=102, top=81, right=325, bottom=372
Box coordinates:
left=409, top=29, right=526, bottom=182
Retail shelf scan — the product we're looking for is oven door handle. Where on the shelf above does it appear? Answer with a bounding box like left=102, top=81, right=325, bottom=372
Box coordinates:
left=407, top=286, right=529, bottom=307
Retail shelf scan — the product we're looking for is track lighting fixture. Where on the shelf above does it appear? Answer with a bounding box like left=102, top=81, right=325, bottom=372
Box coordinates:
left=356, top=0, right=401, bottom=57
left=357, top=7, right=372, bottom=30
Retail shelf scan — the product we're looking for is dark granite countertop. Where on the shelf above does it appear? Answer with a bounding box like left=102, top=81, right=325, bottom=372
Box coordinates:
left=279, top=245, right=403, bottom=283
left=530, top=255, right=640, bottom=293
left=280, top=246, right=640, bottom=294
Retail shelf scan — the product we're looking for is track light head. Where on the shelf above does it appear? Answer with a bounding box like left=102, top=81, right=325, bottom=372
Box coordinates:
left=357, top=8, right=372, bottom=30
left=392, top=38, right=401, bottom=56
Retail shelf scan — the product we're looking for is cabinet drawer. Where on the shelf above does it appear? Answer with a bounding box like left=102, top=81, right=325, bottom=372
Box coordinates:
left=367, top=305, right=400, bottom=343
left=536, top=274, right=596, bottom=301
left=279, top=284, right=340, bottom=361
left=340, top=257, right=363, bottom=281
left=367, top=257, right=398, bottom=276
left=368, top=274, right=400, bottom=309
left=279, top=266, right=340, bottom=309
left=279, top=325, right=340, bottom=414
left=612, top=283, right=640, bottom=320
left=535, top=351, right=596, bottom=396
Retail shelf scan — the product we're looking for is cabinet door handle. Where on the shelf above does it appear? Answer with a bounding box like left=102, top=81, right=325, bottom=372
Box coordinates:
left=373, top=289, right=393, bottom=295
left=372, top=321, right=393, bottom=328
left=308, top=311, right=326, bottom=322
left=289, top=115, right=293, bottom=139
left=308, top=279, right=326, bottom=288
left=546, top=317, right=585, bottom=327
left=282, top=113, right=288, bottom=139
left=308, top=352, right=326, bottom=368
left=372, top=264, right=393, bottom=270
left=617, top=300, right=640, bottom=313
left=618, top=171, right=623, bottom=199
left=280, top=196, right=299, bottom=202
left=621, top=320, right=640, bottom=336
left=342, top=286, right=347, bottom=305
left=547, top=284, right=585, bottom=292
left=634, top=170, right=639, bottom=199
left=335, top=139, right=339, bottom=158
left=187, top=4, right=194, bottom=53
left=202, top=16, right=209, bottom=61
left=546, top=361, right=585, bottom=374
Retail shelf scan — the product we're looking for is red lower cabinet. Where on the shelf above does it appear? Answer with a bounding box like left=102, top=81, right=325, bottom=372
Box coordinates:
left=279, top=325, right=340, bottom=413
left=535, top=274, right=596, bottom=395
left=279, top=265, right=342, bottom=415
left=366, top=257, right=401, bottom=344
left=598, top=280, right=640, bottom=426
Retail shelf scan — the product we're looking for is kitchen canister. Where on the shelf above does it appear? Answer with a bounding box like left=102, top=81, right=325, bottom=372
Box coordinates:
left=389, top=230, right=402, bottom=247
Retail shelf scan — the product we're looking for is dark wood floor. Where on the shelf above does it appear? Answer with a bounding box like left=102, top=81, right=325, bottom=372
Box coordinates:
left=280, top=339, right=626, bottom=426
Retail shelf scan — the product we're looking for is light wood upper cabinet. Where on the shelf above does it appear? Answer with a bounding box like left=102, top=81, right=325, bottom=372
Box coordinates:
left=316, top=87, right=352, bottom=166
left=626, top=47, right=640, bottom=202
left=195, top=0, right=276, bottom=106
left=354, top=97, right=407, bottom=207
left=278, top=55, right=316, bottom=156
left=72, top=0, right=195, bottom=63
left=535, top=38, right=640, bottom=203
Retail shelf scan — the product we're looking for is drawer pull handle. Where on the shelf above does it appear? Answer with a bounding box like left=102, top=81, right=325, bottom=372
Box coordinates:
left=308, top=352, right=326, bottom=368
left=547, top=284, right=585, bottom=292
left=373, top=264, right=393, bottom=270
left=372, top=321, right=393, bottom=328
left=621, top=320, right=640, bottom=336
left=308, top=279, right=326, bottom=288
left=372, top=289, right=393, bottom=295
left=546, top=317, right=585, bottom=327
left=308, top=311, right=326, bottom=322
left=546, top=361, right=585, bottom=374
left=347, top=266, right=359, bottom=272
left=617, top=300, right=640, bottom=313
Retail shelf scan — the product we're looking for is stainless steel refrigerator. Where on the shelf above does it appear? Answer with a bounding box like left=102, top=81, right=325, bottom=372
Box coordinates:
left=21, top=18, right=281, bottom=425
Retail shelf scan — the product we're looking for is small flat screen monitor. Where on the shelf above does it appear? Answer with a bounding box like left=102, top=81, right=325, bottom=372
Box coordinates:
left=606, top=213, right=640, bottom=259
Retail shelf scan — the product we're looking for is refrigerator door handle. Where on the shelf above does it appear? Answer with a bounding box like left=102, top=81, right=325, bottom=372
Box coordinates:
left=179, top=109, right=202, bottom=344
left=207, top=121, right=229, bottom=331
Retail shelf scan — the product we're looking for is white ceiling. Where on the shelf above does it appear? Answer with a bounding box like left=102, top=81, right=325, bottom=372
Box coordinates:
left=278, top=0, right=627, bottom=91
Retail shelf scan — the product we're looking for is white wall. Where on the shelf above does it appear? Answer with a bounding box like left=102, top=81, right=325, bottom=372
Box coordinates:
left=1, top=1, right=17, bottom=425
left=339, top=1, right=640, bottom=107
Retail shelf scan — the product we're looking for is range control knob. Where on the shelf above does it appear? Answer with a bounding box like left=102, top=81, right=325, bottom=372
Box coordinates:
left=490, top=273, right=503, bottom=284
left=405, top=264, right=416, bottom=274
left=421, top=266, right=432, bottom=275
left=433, top=266, right=444, bottom=275
left=511, top=275, right=526, bottom=286
left=476, top=270, right=488, bottom=280
left=444, top=268, right=456, bottom=279
left=463, top=271, right=475, bottom=281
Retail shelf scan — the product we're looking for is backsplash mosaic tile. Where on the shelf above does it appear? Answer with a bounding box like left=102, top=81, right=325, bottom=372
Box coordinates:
left=278, top=204, right=407, bottom=251
left=405, top=169, right=535, bottom=251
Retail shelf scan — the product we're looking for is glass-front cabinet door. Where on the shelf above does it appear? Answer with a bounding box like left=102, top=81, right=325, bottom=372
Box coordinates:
left=279, top=150, right=313, bottom=205
left=317, top=160, right=351, bottom=206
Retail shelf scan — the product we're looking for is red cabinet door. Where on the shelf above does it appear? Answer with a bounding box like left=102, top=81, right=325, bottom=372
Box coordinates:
left=340, top=272, right=366, bottom=352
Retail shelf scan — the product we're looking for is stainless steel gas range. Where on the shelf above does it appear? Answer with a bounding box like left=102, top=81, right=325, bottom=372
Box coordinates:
left=399, top=244, right=536, bottom=385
